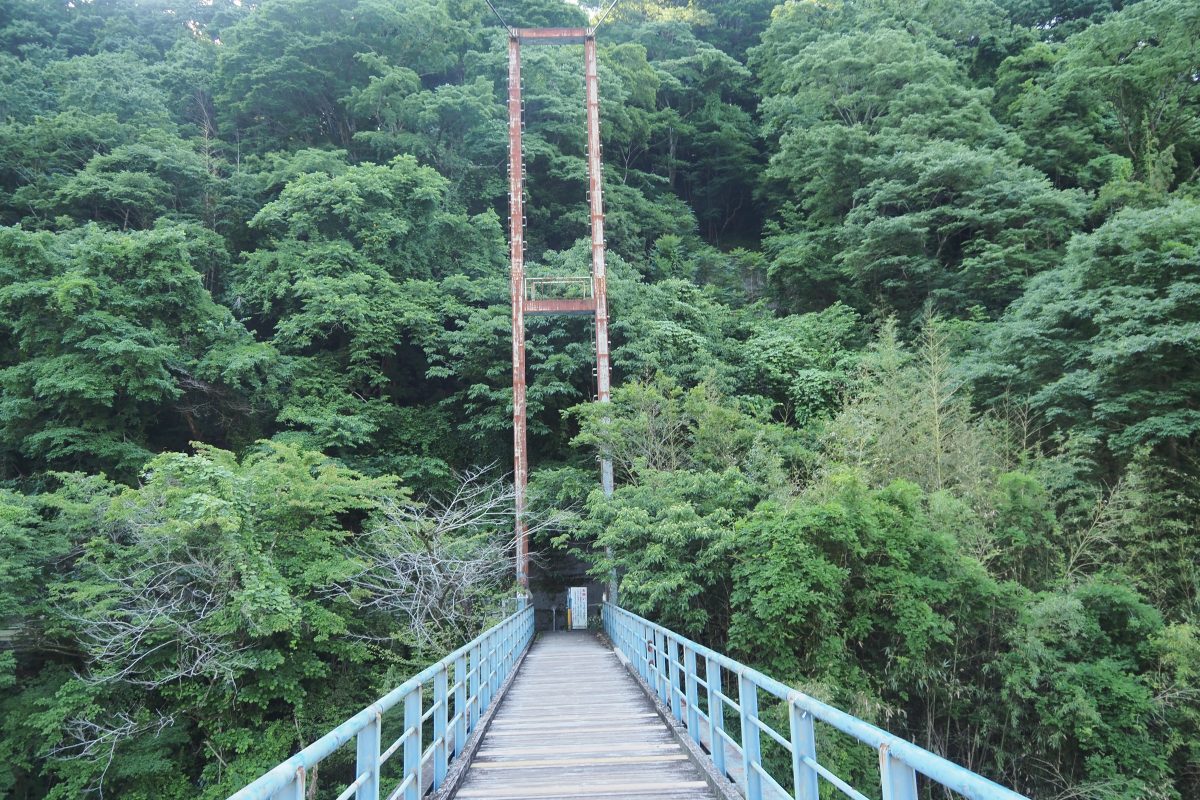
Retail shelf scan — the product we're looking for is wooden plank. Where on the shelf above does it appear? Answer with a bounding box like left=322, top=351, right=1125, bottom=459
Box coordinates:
left=478, top=742, right=678, bottom=758
left=449, top=632, right=717, bottom=800
left=473, top=754, right=687, bottom=769
left=454, top=780, right=711, bottom=798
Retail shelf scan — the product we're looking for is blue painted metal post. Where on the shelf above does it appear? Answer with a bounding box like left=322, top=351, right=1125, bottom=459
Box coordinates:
left=512, top=616, right=519, bottom=668
left=669, top=636, right=683, bottom=721
left=496, top=626, right=505, bottom=691
left=656, top=630, right=669, bottom=703
left=639, top=621, right=651, bottom=682
left=481, top=637, right=493, bottom=710
left=453, top=654, right=467, bottom=756
left=648, top=629, right=659, bottom=692
left=739, top=672, right=763, bottom=800
left=274, top=770, right=304, bottom=800
left=505, top=617, right=512, bottom=674
left=402, top=688, right=421, bottom=800
left=494, top=625, right=504, bottom=694
left=684, top=646, right=700, bottom=744
left=790, top=702, right=819, bottom=800
left=493, top=627, right=502, bottom=688
left=355, top=711, right=381, bottom=800
left=706, top=657, right=726, bottom=778
left=643, top=622, right=653, bottom=683
left=881, top=745, right=919, bottom=800
left=495, top=626, right=503, bottom=690
left=434, top=666, right=449, bottom=789
left=469, top=644, right=481, bottom=731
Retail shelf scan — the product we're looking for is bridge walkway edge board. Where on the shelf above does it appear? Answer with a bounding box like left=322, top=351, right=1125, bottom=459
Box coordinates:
left=447, top=631, right=722, bottom=800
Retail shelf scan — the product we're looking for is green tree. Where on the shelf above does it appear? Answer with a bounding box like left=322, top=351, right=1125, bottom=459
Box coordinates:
left=1055, top=0, right=1200, bottom=189
left=0, top=223, right=278, bottom=479
left=974, top=199, right=1200, bottom=468
left=573, top=377, right=796, bottom=638
left=757, top=24, right=1084, bottom=318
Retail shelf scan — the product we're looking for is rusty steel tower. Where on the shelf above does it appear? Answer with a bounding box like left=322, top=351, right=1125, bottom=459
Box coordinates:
left=507, top=26, right=614, bottom=590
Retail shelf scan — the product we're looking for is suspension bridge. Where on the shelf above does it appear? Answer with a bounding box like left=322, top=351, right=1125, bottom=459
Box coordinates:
left=229, top=16, right=1030, bottom=800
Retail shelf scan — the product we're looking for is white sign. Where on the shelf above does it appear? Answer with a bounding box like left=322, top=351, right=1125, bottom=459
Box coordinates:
left=568, top=586, right=588, bottom=629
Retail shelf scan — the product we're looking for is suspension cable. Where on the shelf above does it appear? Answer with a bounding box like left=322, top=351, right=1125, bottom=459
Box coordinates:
left=482, top=0, right=513, bottom=35
left=591, top=0, right=621, bottom=31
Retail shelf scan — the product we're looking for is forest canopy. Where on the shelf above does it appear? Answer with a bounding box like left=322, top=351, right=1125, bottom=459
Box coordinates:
left=0, top=0, right=1197, bottom=798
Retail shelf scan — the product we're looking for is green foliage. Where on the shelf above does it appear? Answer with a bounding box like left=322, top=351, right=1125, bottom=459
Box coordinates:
left=573, top=377, right=797, bottom=637
left=757, top=23, right=1085, bottom=319
left=739, top=302, right=863, bottom=425
left=975, top=199, right=1200, bottom=463
left=825, top=317, right=1006, bottom=498
left=2, top=0, right=1198, bottom=797
left=1, top=444, right=519, bottom=798
left=998, top=580, right=1184, bottom=799
left=1055, top=0, right=1200, bottom=188
left=0, top=223, right=278, bottom=479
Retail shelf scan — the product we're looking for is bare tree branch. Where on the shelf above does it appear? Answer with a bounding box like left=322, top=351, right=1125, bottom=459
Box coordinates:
left=329, top=465, right=564, bottom=647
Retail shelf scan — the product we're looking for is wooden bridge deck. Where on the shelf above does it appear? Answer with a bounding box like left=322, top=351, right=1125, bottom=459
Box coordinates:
left=450, top=631, right=719, bottom=800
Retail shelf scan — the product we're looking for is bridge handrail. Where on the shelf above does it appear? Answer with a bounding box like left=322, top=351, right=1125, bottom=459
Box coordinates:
left=228, top=605, right=534, bottom=800
left=602, top=603, right=1028, bottom=800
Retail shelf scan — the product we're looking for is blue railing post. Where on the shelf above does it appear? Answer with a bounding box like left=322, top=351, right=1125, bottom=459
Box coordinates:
left=501, top=623, right=511, bottom=686
left=494, top=624, right=505, bottom=694
left=355, top=711, right=381, bottom=800
left=642, top=622, right=653, bottom=683
left=684, top=645, right=700, bottom=745
left=403, top=687, right=421, bottom=800
left=481, top=634, right=493, bottom=710
left=505, top=617, right=514, bottom=674
left=790, top=702, right=818, bottom=800
left=881, top=744, right=919, bottom=800
left=662, top=633, right=672, bottom=700
left=470, top=642, right=482, bottom=731
left=706, top=656, right=726, bottom=778
left=433, top=666, right=449, bottom=789
left=453, top=654, right=467, bottom=756
left=648, top=628, right=659, bottom=690
left=638, top=621, right=650, bottom=682
left=494, top=624, right=502, bottom=690
left=274, top=769, right=304, bottom=800
left=497, top=624, right=507, bottom=687
left=669, top=636, right=683, bottom=721
left=739, top=672, right=763, bottom=800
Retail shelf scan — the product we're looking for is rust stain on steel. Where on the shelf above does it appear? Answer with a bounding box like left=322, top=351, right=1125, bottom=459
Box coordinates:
left=526, top=298, right=595, bottom=316
left=528, top=298, right=597, bottom=316
left=507, top=31, right=617, bottom=589
left=515, top=27, right=589, bottom=44
left=585, top=36, right=615, bottom=500
left=507, top=34, right=529, bottom=589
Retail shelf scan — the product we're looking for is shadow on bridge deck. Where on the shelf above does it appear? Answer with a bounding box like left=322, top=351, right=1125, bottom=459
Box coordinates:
left=449, top=631, right=721, bottom=800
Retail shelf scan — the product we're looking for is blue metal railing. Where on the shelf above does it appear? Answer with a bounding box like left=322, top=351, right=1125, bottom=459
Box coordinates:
left=228, top=605, right=534, bottom=800
left=603, top=603, right=1028, bottom=800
